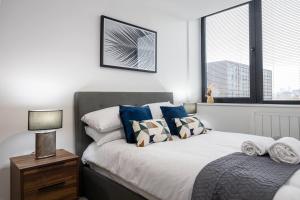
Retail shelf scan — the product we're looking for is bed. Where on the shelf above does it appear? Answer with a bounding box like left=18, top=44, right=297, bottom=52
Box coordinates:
left=75, top=92, right=300, bottom=200
left=75, top=92, right=173, bottom=200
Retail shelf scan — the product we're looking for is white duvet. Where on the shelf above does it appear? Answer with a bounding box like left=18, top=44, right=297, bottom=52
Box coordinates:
left=82, top=131, right=300, bottom=200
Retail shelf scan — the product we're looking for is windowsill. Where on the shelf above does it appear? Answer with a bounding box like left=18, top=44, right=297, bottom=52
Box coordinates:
left=197, top=103, right=300, bottom=108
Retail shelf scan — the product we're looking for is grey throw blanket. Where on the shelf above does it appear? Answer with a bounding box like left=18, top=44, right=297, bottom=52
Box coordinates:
left=192, top=152, right=300, bottom=200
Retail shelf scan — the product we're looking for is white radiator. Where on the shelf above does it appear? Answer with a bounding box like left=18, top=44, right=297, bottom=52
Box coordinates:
left=252, top=112, right=300, bottom=139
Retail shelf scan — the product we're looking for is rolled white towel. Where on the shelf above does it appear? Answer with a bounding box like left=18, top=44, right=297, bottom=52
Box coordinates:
left=268, top=137, right=300, bottom=164
left=241, top=137, right=275, bottom=156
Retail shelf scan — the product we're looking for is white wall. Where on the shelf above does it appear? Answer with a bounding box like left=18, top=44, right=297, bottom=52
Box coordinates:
left=198, top=104, right=300, bottom=136
left=186, top=19, right=201, bottom=102
left=0, top=0, right=191, bottom=199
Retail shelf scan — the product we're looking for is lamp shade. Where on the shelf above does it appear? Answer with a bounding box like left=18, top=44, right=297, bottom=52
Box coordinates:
left=183, top=103, right=197, bottom=114
left=28, top=110, right=63, bottom=131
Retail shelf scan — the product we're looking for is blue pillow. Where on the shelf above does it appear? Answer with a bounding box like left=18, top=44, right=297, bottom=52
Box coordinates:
left=160, top=106, right=188, bottom=135
left=119, top=105, right=153, bottom=143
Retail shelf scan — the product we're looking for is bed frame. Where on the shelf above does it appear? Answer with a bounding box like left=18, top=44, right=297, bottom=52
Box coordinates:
left=74, top=92, right=173, bottom=200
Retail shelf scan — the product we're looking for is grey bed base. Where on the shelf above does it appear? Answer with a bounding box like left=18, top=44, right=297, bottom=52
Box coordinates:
left=82, top=166, right=146, bottom=200
left=74, top=92, right=173, bottom=200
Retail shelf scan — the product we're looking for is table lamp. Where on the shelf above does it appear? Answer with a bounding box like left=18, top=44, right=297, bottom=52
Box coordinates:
left=28, top=110, right=63, bottom=159
left=183, top=103, right=197, bottom=115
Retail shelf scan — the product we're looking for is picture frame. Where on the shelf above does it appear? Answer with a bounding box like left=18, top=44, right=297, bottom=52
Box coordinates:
left=100, top=15, right=157, bottom=73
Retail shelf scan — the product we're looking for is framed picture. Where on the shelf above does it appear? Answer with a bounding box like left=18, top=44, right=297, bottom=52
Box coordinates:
left=100, top=15, right=157, bottom=73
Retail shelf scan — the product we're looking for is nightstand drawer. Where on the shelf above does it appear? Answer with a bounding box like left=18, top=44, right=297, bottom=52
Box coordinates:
left=10, top=149, right=79, bottom=200
left=23, top=160, right=78, bottom=192
left=23, top=179, right=77, bottom=200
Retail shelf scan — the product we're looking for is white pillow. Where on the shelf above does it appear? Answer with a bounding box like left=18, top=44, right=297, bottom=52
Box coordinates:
left=81, top=106, right=122, bottom=133
left=85, top=126, right=125, bottom=146
left=145, top=101, right=174, bottom=119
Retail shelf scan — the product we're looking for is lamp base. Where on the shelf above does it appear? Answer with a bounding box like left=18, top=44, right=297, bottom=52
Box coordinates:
left=35, top=131, right=56, bottom=159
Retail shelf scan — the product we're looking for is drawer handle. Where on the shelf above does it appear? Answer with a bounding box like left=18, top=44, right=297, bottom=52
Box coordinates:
left=38, top=181, right=66, bottom=192
left=38, top=162, right=66, bottom=170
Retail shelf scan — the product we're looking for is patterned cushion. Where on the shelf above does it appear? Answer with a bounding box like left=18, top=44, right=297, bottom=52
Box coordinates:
left=160, top=106, right=188, bottom=135
left=174, top=116, right=206, bottom=139
left=131, top=119, right=172, bottom=147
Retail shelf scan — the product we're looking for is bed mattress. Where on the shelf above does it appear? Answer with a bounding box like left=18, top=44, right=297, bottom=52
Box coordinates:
left=82, top=131, right=300, bottom=200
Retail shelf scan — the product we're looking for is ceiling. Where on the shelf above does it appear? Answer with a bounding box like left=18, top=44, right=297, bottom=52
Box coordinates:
left=0, top=0, right=249, bottom=19
left=151, top=0, right=249, bottom=19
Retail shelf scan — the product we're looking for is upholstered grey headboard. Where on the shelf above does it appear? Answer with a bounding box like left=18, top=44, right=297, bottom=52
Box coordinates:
left=74, top=92, right=173, bottom=157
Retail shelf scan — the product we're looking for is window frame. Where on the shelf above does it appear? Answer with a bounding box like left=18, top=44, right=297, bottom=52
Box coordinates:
left=201, top=0, right=300, bottom=104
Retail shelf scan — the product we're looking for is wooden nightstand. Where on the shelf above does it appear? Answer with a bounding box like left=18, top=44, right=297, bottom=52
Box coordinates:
left=10, top=149, right=79, bottom=200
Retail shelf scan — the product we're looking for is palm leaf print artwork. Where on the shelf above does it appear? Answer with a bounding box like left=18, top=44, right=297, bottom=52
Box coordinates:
left=101, top=16, right=157, bottom=72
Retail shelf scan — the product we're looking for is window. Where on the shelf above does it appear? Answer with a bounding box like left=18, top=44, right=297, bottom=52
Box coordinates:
left=205, top=4, right=250, bottom=98
left=262, top=0, right=300, bottom=101
left=201, top=0, right=300, bottom=104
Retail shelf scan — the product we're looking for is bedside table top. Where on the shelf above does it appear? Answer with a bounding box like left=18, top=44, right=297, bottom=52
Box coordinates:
left=10, top=149, right=79, bottom=170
